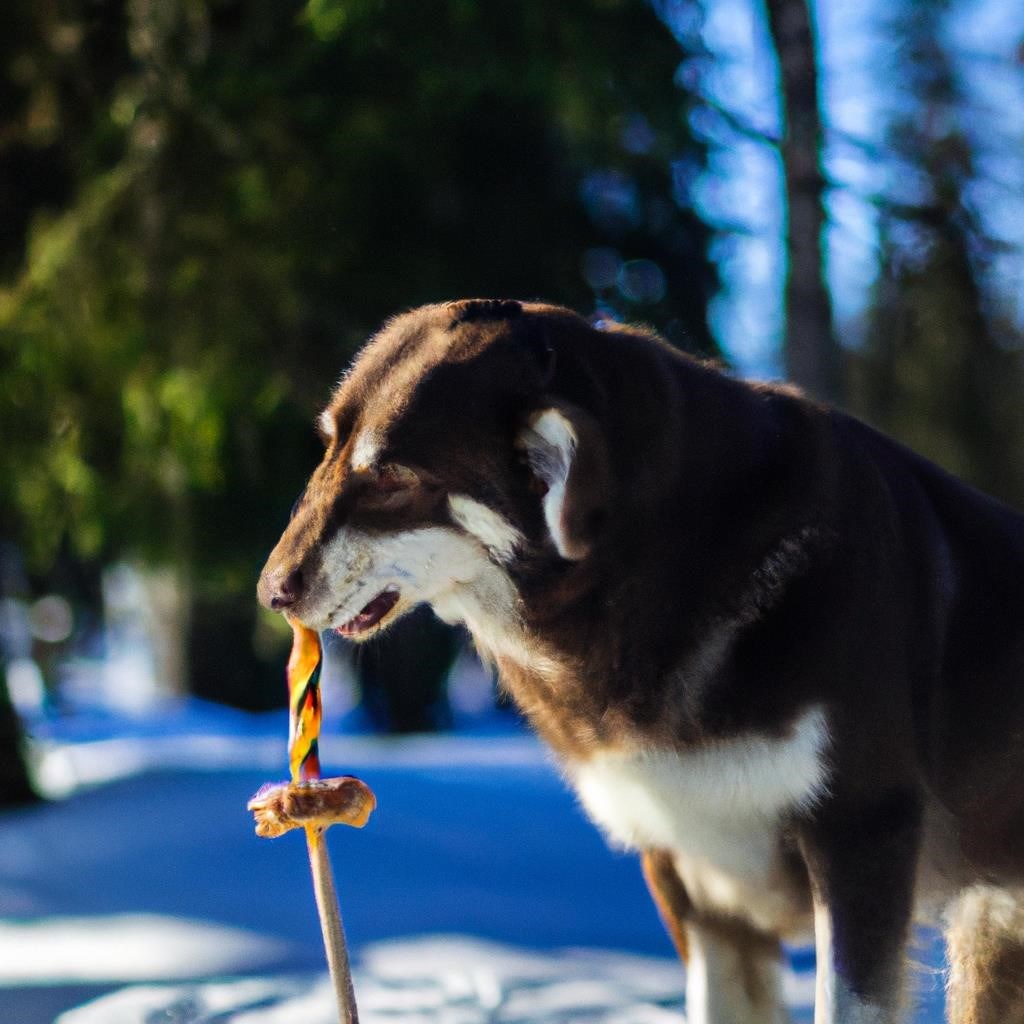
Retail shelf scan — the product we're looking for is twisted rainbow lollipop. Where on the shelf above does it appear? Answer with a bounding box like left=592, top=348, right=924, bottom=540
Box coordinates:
left=287, top=618, right=323, bottom=782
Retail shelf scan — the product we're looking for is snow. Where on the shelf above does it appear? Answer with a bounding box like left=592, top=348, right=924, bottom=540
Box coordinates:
left=56, top=941, right=691, bottom=1024
left=0, top=916, right=288, bottom=985
left=1, top=705, right=947, bottom=1023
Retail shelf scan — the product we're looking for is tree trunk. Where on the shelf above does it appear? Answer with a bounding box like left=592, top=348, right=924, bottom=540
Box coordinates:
left=764, top=0, right=842, bottom=402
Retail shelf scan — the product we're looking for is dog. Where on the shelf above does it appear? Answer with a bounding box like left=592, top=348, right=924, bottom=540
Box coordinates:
left=258, top=298, right=1024, bottom=1023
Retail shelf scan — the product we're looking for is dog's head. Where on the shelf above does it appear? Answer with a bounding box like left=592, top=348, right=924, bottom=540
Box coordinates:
left=257, top=299, right=611, bottom=643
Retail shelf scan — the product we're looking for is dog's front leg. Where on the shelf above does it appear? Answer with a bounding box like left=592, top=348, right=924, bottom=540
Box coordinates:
left=684, top=918, right=789, bottom=1024
left=799, top=793, right=922, bottom=1023
left=641, top=850, right=788, bottom=1024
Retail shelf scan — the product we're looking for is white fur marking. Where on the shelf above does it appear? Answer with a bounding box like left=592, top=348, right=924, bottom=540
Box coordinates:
left=299, top=516, right=560, bottom=677
left=518, top=408, right=577, bottom=560
left=950, top=884, right=1024, bottom=936
left=298, top=522, right=561, bottom=675
left=447, top=494, right=523, bottom=563
left=672, top=853, right=809, bottom=937
left=313, top=524, right=511, bottom=628
left=569, top=707, right=831, bottom=882
left=350, top=430, right=380, bottom=470
left=318, top=409, right=336, bottom=440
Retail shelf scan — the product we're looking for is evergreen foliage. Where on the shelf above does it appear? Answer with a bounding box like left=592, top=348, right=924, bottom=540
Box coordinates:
left=0, top=0, right=717, bottom=715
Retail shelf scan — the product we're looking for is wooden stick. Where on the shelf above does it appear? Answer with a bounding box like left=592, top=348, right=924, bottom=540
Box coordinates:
left=306, top=825, right=359, bottom=1024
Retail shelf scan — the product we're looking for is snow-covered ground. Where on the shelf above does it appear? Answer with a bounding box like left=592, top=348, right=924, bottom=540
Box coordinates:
left=1, top=703, right=947, bottom=1023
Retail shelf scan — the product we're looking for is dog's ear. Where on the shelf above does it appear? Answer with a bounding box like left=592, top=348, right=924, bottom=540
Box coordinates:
left=516, top=404, right=608, bottom=560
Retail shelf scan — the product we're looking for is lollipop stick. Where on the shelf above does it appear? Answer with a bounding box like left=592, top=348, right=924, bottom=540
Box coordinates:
left=306, top=825, right=359, bottom=1024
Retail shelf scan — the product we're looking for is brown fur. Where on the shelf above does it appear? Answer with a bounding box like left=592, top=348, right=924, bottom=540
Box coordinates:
left=947, top=889, right=1024, bottom=1023
left=641, top=850, right=692, bottom=964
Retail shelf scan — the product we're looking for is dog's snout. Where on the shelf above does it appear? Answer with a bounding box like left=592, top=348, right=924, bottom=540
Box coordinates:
left=259, top=566, right=304, bottom=611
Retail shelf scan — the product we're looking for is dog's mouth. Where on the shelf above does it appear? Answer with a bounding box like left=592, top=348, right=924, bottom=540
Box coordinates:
left=335, top=589, right=401, bottom=638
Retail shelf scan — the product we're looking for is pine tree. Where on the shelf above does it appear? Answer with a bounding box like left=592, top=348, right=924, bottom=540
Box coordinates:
left=852, top=0, right=1024, bottom=508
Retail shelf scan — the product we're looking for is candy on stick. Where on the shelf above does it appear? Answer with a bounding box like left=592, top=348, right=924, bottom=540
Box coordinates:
left=248, top=618, right=375, bottom=1024
left=286, top=617, right=323, bottom=781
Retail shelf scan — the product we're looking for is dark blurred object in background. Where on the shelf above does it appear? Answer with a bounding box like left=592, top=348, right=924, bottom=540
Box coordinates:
left=188, top=593, right=284, bottom=712
left=0, top=696, right=37, bottom=807
left=0, top=544, right=40, bottom=805
left=354, top=608, right=462, bottom=734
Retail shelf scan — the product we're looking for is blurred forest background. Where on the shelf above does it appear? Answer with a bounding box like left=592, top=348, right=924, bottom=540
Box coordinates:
left=1, top=0, right=1022, bottom=803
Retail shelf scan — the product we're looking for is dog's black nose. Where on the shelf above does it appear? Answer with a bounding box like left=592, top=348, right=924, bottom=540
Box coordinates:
left=262, top=567, right=303, bottom=611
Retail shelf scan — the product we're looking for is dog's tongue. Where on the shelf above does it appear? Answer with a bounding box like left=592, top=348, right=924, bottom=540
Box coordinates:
left=336, top=590, right=400, bottom=637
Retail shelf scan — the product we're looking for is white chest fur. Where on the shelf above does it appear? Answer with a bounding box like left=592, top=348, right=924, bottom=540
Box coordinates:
left=567, top=707, right=830, bottom=927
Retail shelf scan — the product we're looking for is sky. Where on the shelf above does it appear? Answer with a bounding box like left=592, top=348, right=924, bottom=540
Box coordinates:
left=689, top=0, right=1024, bottom=378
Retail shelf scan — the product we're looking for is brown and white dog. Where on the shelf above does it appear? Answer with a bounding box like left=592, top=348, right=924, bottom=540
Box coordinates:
left=258, top=299, right=1024, bottom=1024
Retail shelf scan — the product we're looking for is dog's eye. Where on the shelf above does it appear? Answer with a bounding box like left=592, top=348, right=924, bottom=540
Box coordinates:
left=361, top=463, right=420, bottom=508
left=376, top=463, right=419, bottom=492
